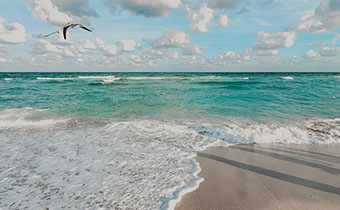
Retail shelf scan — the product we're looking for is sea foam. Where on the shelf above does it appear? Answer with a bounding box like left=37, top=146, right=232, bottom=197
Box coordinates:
left=1, top=109, right=339, bottom=209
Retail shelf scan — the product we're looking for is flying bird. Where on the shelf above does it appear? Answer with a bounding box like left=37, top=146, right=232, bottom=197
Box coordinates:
left=44, top=23, right=92, bottom=40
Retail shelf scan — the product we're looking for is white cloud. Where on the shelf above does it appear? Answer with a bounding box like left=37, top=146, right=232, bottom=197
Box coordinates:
left=297, top=0, right=340, bottom=33
left=253, top=31, right=296, bottom=50
left=129, top=55, right=143, bottom=64
left=84, top=39, right=96, bottom=50
left=320, top=47, right=340, bottom=57
left=210, top=31, right=297, bottom=66
left=51, top=0, right=99, bottom=19
left=254, top=49, right=279, bottom=57
left=182, top=43, right=206, bottom=55
left=0, top=17, right=26, bottom=44
left=25, top=0, right=97, bottom=26
left=219, top=51, right=243, bottom=63
left=25, top=0, right=72, bottom=25
left=143, top=48, right=179, bottom=59
left=145, top=30, right=190, bottom=48
left=207, top=0, right=244, bottom=10
left=212, top=49, right=252, bottom=65
left=145, top=30, right=204, bottom=55
left=104, top=0, right=181, bottom=17
left=306, top=50, right=320, bottom=58
left=116, top=39, right=142, bottom=52
left=219, top=14, right=229, bottom=27
left=186, top=4, right=214, bottom=33
left=96, top=37, right=119, bottom=56
left=29, top=36, right=94, bottom=65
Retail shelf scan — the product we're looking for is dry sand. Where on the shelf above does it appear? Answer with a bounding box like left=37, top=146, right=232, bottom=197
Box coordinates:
left=175, top=144, right=340, bottom=210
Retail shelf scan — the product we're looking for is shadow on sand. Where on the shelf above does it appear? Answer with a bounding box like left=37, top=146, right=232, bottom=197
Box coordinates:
left=229, top=146, right=340, bottom=175
left=198, top=151, right=340, bottom=196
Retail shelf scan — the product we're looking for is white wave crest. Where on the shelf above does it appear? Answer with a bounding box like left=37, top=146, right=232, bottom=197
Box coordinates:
left=37, top=76, right=122, bottom=84
left=195, top=76, right=224, bottom=80
left=189, top=118, right=340, bottom=145
left=282, top=76, right=294, bottom=80
left=0, top=108, right=68, bottom=128
left=101, top=78, right=121, bottom=84
left=3, top=78, right=13, bottom=81
left=78, top=76, right=117, bottom=80
left=125, top=76, right=183, bottom=80
left=37, top=77, right=76, bottom=80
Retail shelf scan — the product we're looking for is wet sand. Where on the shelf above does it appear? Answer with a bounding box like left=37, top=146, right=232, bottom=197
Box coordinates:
left=175, top=144, right=340, bottom=210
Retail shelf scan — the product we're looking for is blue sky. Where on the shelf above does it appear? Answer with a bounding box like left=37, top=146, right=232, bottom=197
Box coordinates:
left=1, top=0, right=340, bottom=72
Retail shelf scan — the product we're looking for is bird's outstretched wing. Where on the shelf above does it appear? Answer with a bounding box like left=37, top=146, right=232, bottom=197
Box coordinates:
left=80, top=25, right=92, bottom=32
left=44, top=31, right=59, bottom=37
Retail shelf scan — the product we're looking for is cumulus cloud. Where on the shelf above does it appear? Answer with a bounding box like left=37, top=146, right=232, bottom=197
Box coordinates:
left=219, top=51, right=243, bottom=63
left=52, top=0, right=99, bottom=19
left=320, top=47, right=340, bottom=57
left=29, top=37, right=89, bottom=65
left=182, top=43, right=206, bottom=55
left=145, top=30, right=205, bottom=55
left=207, top=0, right=244, bottom=10
left=25, top=0, right=98, bottom=26
left=145, top=30, right=190, bottom=48
left=104, top=0, right=181, bottom=17
left=306, top=50, right=320, bottom=58
left=211, top=48, right=252, bottom=65
left=297, top=0, right=340, bottom=33
left=84, top=39, right=96, bottom=50
left=96, top=37, right=119, bottom=56
left=0, top=17, right=26, bottom=44
left=186, top=4, right=214, bottom=33
left=145, top=48, right=179, bottom=59
left=211, top=31, right=296, bottom=65
left=219, top=14, right=229, bottom=27
left=253, top=31, right=296, bottom=50
left=116, top=39, right=142, bottom=52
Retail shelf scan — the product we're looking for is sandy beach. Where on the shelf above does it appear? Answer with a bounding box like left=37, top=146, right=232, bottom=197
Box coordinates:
left=176, top=144, right=340, bottom=210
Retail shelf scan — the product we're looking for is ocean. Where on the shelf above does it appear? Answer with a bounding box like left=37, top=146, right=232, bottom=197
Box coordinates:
left=1, top=72, right=340, bottom=209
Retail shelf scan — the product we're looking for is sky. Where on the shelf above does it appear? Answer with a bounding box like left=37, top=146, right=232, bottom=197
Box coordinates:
left=1, top=0, right=340, bottom=72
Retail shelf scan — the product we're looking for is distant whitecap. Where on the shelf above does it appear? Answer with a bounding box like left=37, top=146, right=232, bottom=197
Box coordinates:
left=282, top=76, right=294, bottom=80
left=37, top=77, right=75, bottom=80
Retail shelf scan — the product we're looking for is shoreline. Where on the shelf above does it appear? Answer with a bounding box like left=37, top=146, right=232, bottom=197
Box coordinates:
left=175, top=144, right=340, bottom=210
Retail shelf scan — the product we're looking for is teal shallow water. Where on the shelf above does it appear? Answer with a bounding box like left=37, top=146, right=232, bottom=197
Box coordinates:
left=1, top=72, right=340, bottom=120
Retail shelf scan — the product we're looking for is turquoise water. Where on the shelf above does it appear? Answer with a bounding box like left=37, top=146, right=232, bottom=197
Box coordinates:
left=1, top=72, right=340, bottom=210
left=1, top=72, right=340, bottom=120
